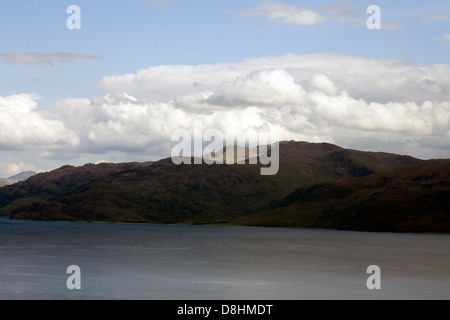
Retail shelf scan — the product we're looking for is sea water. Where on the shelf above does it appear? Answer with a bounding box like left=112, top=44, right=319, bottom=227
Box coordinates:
left=0, top=218, right=449, bottom=300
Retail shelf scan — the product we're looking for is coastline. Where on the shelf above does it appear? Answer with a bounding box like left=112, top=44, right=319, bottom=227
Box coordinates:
left=2, top=216, right=450, bottom=236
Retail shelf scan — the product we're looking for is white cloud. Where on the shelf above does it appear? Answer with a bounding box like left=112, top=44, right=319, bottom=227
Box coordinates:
left=310, top=74, right=338, bottom=96
left=93, top=54, right=450, bottom=159
left=99, top=54, right=450, bottom=105
left=208, top=69, right=307, bottom=106
left=0, top=94, right=79, bottom=149
left=309, top=92, right=435, bottom=135
left=2, top=54, right=450, bottom=167
left=236, top=3, right=328, bottom=25
left=0, top=52, right=102, bottom=65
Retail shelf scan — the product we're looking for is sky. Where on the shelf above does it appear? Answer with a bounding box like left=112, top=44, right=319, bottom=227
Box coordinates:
left=0, top=0, right=450, bottom=177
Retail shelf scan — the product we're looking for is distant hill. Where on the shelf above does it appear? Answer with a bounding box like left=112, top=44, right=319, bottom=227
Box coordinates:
left=0, top=171, right=36, bottom=188
left=7, top=171, right=37, bottom=183
left=1, top=141, right=449, bottom=233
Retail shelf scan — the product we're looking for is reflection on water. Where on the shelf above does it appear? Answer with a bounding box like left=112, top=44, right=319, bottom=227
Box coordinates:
left=0, top=218, right=449, bottom=300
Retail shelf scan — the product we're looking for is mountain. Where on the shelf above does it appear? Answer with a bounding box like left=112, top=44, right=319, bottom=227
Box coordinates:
left=0, top=162, right=149, bottom=217
left=1, top=141, right=449, bottom=233
left=0, top=171, right=37, bottom=188
left=7, top=171, right=37, bottom=183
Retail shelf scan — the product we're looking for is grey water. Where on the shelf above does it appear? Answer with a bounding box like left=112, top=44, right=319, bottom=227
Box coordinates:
left=0, top=218, right=449, bottom=300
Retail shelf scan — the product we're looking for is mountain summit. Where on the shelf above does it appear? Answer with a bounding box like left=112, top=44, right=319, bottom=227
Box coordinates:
left=0, top=171, right=37, bottom=187
left=1, top=141, right=449, bottom=233
left=7, top=171, right=37, bottom=183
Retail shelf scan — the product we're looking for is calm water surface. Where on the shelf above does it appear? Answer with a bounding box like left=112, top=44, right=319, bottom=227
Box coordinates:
left=0, top=218, right=449, bottom=300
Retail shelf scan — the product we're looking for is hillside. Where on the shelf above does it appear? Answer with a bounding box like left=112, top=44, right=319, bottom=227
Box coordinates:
left=234, top=159, right=450, bottom=233
left=0, top=162, right=150, bottom=217
left=2, top=141, right=449, bottom=233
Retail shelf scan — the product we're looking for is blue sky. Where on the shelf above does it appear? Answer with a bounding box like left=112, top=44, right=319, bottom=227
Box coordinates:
left=0, top=0, right=450, bottom=177
left=1, top=0, right=449, bottom=105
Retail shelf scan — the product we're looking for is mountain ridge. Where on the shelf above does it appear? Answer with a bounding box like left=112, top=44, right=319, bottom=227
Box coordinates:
left=7, top=171, right=37, bottom=182
left=1, top=141, right=448, bottom=233
left=0, top=171, right=37, bottom=188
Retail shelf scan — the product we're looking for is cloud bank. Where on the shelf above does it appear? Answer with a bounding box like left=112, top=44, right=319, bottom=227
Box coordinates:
left=1, top=53, right=450, bottom=176
left=0, top=94, right=79, bottom=149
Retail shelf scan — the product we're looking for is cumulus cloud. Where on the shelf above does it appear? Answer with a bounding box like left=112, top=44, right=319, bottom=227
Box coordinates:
left=99, top=54, right=450, bottom=105
left=310, top=74, right=338, bottom=96
left=93, top=54, right=450, bottom=159
left=51, top=95, right=275, bottom=155
left=0, top=94, right=79, bottom=150
left=236, top=3, right=328, bottom=25
left=2, top=54, right=450, bottom=165
left=0, top=52, right=102, bottom=65
left=208, top=69, right=307, bottom=106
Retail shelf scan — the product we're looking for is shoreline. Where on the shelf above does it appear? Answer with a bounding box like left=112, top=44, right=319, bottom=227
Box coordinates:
left=2, top=217, right=449, bottom=236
